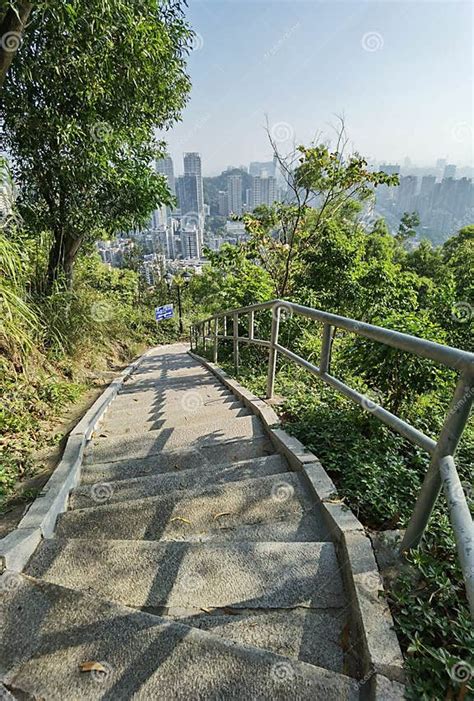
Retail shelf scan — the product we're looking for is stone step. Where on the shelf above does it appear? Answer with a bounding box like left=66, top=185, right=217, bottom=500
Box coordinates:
left=115, top=375, right=232, bottom=399
left=71, top=454, right=288, bottom=509
left=81, top=436, right=275, bottom=479
left=104, top=395, right=245, bottom=423
left=0, top=574, right=359, bottom=700
left=57, top=473, right=327, bottom=542
left=85, top=415, right=265, bottom=463
left=85, top=432, right=273, bottom=471
left=26, top=540, right=348, bottom=672
left=99, top=402, right=252, bottom=437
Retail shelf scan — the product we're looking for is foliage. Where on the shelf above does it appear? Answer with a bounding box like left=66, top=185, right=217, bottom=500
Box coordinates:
left=189, top=243, right=274, bottom=315
left=2, top=0, right=192, bottom=284
left=338, top=310, right=449, bottom=413
left=0, top=243, right=180, bottom=503
left=396, top=211, right=420, bottom=244
left=239, top=126, right=399, bottom=296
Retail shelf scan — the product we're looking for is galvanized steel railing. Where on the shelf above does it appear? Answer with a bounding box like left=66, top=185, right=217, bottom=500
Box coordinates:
left=190, top=299, right=474, bottom=616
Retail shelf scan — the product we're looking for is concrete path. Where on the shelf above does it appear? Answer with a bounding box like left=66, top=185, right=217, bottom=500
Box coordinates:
left=1, top=344, right=362, bottom=699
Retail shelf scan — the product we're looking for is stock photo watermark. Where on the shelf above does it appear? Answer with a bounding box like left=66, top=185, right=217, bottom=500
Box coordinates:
left=361, top=31, right=384, bottom=52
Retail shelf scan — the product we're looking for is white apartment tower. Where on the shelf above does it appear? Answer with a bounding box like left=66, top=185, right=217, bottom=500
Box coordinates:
left=227, top=174, right=243, bottom=215
left=251, top=175, right=277, bottom=209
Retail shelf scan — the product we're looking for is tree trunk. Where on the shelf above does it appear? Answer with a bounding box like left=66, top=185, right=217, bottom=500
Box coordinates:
left=0, top=1, right=33, bottom=88
left=46, top=231, right=82, bottom=291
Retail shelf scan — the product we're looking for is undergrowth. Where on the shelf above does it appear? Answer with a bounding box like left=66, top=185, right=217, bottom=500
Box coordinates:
left=1, top=240, right=179, bottom=508
left=202, top=342, right=474, bottom=700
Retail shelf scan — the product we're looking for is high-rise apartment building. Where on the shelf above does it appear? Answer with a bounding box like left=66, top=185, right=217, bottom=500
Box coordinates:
left=176, top=175, right=199, bottom=217
left=249, top=160, right=276, bottom=178
left=183, top=152, right=204, bottom=216
left=155, top=156, right=175, bottom=196
left=218, top=190, right=229, bottom=217
left=181, top=227, right=201, bottom=259
left=251, top=175, right=277, bottom=208
left=227, top=175, right=243, bottom=215
left=397, top=175, right=417, bottom=212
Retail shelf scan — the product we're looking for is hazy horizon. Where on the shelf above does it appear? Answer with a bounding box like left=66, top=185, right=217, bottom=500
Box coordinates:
left=160, top=0, right=473, bottom=175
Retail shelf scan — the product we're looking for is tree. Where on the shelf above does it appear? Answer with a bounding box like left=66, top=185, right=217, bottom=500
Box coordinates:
left=396, top=211, right=420, bottom=244
left=2, top=0, right=193, bottom=288
left=0, top=1, right=32, bottom=88
left=442, top=226, right=474, bottom=349
left=241, top=120, right=399, bottom=297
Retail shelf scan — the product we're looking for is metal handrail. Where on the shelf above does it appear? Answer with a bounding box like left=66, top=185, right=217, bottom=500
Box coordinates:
left=191, top=299, right=474, bottom=617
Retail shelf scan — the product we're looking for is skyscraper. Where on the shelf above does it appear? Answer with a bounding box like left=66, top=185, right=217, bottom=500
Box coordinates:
left=183, top=152, right=204, bottom=216
left=155, top=155, right=175, bottom=196
left=227, top=175, right=243, bottom=215
left=176, top=175, right=199, bottom=217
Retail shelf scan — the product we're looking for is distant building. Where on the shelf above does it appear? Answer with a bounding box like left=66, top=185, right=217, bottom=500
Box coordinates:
left=183, top=152, right=204, bottom=216
left=397, top=175, right=417, bottom=212
left=227, top=174, right=243, bottom=215
left=181, top=227, right=201, bottom=259
left=218, top=190, right=229, bottom=217
left=251, top=175, right=277, bottom=208
left=418, top=175, right=436, bottom=218
left=155, top=155, right=175, bottom=197
left=249, top=160, right=276, bottom=178
left=443, top=164, right=456, bottom=179
left=176, top=175, right=199, bottom=217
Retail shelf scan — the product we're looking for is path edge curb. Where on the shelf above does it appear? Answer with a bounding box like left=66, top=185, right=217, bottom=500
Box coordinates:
left=188, top=350, right=406, bottom=698
left=0, top=348, right=156, bottom=574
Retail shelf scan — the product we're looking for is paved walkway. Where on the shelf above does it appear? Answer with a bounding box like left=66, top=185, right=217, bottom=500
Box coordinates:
left=1, top=345, right=361, bottom=699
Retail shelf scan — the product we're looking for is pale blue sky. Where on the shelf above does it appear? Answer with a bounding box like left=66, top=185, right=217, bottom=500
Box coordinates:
left=162, top=0, right=473, bottom=175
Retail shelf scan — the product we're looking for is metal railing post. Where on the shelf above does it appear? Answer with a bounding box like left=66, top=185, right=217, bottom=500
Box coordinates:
left=320, top=323, right=334, bottom=374
left=401, top=371, right=474, bottom=551
left=190, top=325, right=193, bottom=351
left=439, top=455, right=474, bottom=616
left=202, top=323, right=206, bottom=354
left=233, top=313, right=239, bottom=373
left=266, top=304, right=280, bottom=399
left=213, top=317, right=218, bottom=363
left=248, top=310, right=254, bottom=340
left=223, top=316, right=227, bottom=338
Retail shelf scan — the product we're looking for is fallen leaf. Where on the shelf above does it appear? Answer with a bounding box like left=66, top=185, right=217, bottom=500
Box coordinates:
left=79, top=661, right=107, bottom=674
left=200, top=607, right=212, bottom=614
left=213, top=512, right=231, bottom=520
left=174, top=464, right=180, bottom=470
left=170, top=516, right=192, bottom=525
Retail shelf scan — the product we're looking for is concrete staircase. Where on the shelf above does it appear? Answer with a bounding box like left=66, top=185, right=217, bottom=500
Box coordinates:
left=1, top=345, right=363, bottom=699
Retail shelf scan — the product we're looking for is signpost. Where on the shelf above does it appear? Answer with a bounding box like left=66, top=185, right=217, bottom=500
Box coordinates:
left=155, top=304, right=174, bottom=322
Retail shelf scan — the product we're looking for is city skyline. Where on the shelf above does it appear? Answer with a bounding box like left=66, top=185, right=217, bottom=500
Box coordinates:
left=159, top=0, right=473, bottom=173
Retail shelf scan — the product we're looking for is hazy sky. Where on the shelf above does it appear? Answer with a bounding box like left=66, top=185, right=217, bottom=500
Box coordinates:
left=162, top=0, right=473, bottom=175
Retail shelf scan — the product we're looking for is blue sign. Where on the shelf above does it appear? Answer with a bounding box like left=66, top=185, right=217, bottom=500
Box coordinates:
left=155, top=304, right=174, bottom=321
